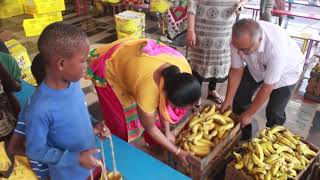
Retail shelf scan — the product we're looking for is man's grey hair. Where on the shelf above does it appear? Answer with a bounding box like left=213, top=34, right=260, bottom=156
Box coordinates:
left=232, top=19, right=263, bottom=40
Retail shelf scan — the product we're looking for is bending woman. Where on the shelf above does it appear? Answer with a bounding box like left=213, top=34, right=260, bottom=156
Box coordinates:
left=87, top=38, right=201, bottom=165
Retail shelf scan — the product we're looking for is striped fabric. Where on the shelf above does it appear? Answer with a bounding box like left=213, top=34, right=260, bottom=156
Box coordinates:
left=14, top=105, right=50, bottom=179
left=124, top=103, right=144, bottom=143
left=231, top=21, right=304, bottom=89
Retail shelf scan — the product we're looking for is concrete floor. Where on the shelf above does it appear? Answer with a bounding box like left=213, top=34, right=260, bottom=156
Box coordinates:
left=0, top=0, right=319, bottom=169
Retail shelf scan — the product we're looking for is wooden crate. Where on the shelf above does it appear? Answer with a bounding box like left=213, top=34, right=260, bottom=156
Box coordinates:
left=167, top=112, right=241, bottom=180
left=224, top=140, right=320, bottom=180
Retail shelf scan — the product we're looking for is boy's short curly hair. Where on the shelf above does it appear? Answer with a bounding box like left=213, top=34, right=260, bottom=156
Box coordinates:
left=38, top=22, right=88, bottom=64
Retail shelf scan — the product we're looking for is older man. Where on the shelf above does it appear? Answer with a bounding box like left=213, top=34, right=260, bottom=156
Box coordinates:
left=221, top=19, right=304, bottom=139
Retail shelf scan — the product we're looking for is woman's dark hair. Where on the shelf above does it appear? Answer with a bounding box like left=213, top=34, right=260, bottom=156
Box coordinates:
left=31, top=53, right=45, bottom=85
left=161, top=65, right=201, bottom=107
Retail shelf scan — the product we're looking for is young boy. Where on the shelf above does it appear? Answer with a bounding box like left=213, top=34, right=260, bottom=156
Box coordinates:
left=25, top=22, right=109, bottom=180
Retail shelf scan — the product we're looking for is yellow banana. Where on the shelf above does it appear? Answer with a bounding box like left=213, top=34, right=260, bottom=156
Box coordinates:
left=243, top=154, right=250, bottom=169
left=249, top=142, right=255, bottom=152
left=270, top=126, right=286, bottom=134
left=267, top=130, right=276, bottom=142
left=252, top=138, right=262, bottom=143
left=304, top=148, right=317, bottom=157
left=282, top=152, right=301, bottom=165
left=217, top=130, right=226, bottom=139
left=212, top=114, right=227, bottom=125
left=295, top=153, right=306, bottom=166
left=202, top=123, right=216, bottom=131
left=288, top=169, right=297, bottom=177
left=265, top=154, right=280, bottom=164
left=189, top=131, right=204, bottom=142
left=198, top=138, right=214, bottom=147
left=265, top=143, right=276, bottom=154
left=200, top=105, right=211, bottom=114
left=301, top=155, right=310, bottom=165
left=283, top=131, right=298, bottom=145
left=293, top=164, right=306, bottom=171
left=265, top=170, right=272, bottom=180
left=201, top=104, right=216, bottom=117
left=223, top=110, right=232, bottom=117
left=193, top=139, right=211, bottom=147
left=233, top=152, right=243, bottom=162
left=188, top=115, right=205, bottom=128
left=272, top=161, right=281, bottom=176
left=189, top=143, right=210, bottom=157
left=183, top=141, right=190, bottom=151
left=224, top=116, right=234, bottom=123
left=297, top=143, right=308, bottom=154
left=242, top=142, right=249, bottom=149
left=275, top=133, right=296, bottom=149
left=203, top=130, right=210, bottom=140
left=276, top=145, right=294, bottom=155
left=247, top=155, right=254, bottom=173
left=251, top=167, right=267, bottom=175
left=261, top=137, right=268, bottom=142
left=208, top=130, right=218, bottom=139
left=192, top=123, right=201, bottom=134
left=254, top=142, right=264, bottom=162
left=218, top=122, right=234, bottom=131
left=273, top=143, right=280, bottom=149
left=234, top=161, right=244, bottom=170
left=252, top=153, right=271, bottom=170
left=262, top=146, right=271, bottom=157
left=276, top=172, right=289, bottom=179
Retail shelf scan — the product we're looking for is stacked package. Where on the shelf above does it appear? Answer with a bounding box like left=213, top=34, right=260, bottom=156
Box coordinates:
left=115, top=11, right=145, bottom=39
left=0, top=0, right=25, bottom=19
left=150, top=0, right=170, bottom=13
left=23, top=0, right=65, bottom=37
left=4, top=39, right=37, bottom=86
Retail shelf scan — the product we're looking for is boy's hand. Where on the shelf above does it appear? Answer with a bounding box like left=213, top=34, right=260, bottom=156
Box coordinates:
left=79, top=148, right=99, bottom=169
left=94, top=121, right=110, bottom=140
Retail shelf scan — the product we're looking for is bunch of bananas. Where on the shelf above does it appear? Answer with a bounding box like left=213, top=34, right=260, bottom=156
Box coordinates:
left=176, top=104, right=235, bottom=158
left=233, top=126, right=318, bottom=180
left=313, top=63, right=320, bottom=73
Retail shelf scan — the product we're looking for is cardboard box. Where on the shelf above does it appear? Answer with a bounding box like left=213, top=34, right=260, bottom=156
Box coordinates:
left=24, top=0, right=65, bottom=15
left=0, top=0, right=24, bottom=19
left=4, top=39, right=31, bottom=72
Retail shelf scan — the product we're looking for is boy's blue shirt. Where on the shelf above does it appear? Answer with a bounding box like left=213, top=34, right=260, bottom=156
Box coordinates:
left=26, top=81, right=96, bottom=180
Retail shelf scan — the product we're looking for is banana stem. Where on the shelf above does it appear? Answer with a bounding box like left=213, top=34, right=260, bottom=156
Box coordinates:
left=100, top=141, right=107, bottom=171
left=109, top=136, right=118, bottom=174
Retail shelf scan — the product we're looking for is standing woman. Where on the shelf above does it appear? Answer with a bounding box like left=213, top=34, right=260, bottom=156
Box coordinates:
left=260, top=0, right=274, bottom=22
left=187, top=0, right=246, bottom=105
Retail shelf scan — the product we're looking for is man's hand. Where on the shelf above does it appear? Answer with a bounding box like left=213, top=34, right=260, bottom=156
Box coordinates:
left=94, top=121, right=110, bottom=140
left=239, top=111, right=253, bottom=128
left=220, top=99, right=233, bottom=114
left=79, top=148, right=99, bottom=169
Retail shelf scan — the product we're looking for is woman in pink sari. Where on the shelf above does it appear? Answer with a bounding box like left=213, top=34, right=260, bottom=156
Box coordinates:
left=87, top=38, right=201, bottom=165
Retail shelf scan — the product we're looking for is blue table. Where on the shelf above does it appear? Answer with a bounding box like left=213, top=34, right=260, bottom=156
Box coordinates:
left=96, top=136, right=190, bottom=180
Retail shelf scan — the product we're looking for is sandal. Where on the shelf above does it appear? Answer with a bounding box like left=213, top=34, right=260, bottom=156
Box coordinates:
left=207, top=94, right=223, bottom=104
